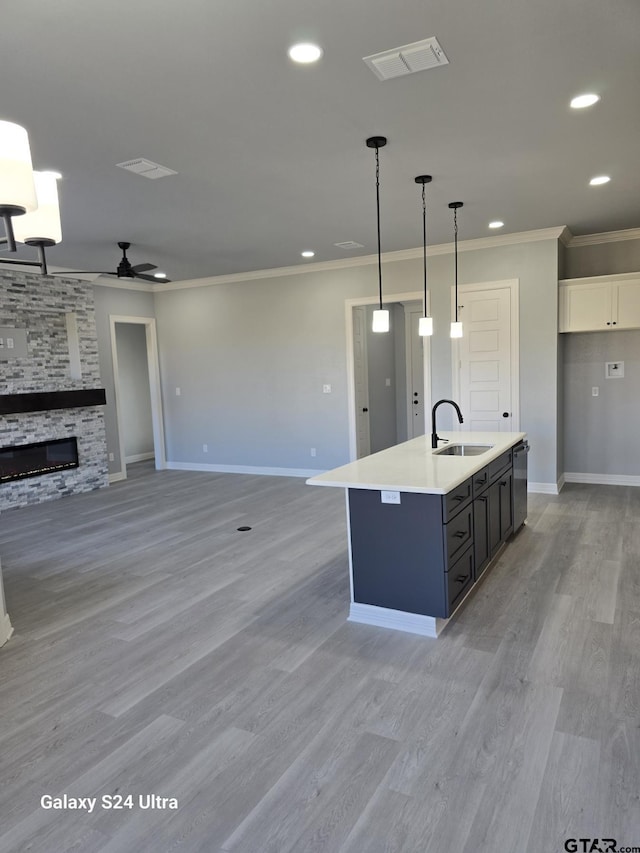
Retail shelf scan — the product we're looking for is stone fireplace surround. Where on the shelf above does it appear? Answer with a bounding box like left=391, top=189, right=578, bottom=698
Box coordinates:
left=0, top=269, right=109, bottom=511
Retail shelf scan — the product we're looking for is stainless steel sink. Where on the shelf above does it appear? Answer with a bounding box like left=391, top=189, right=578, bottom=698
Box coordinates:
left=433, top=444, right=494, bottom=456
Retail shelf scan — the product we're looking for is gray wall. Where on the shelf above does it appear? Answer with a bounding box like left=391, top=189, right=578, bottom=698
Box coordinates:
left=564, top=236, right=640, bottom=279
left=393, top=303, right=408, bottom=443
left=114, top=323, right=154, bottom=460
left=93, top=284, right=156, bottom=476
left=154, top=236, right=560, bottom=485
left=563, top=330, right=640, bottom=475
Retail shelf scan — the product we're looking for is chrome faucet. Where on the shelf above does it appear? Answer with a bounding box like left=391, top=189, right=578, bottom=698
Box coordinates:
left=431, top=399, right=464, bottom=448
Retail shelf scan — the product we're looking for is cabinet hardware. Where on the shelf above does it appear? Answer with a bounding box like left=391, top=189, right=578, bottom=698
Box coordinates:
left=455, top=574, right=467, bottom=583
left=452, top=494, right=465, bottom=502
left=500, top=480, right=507, bottom=487
left=453, top=530, right=466, bottom=539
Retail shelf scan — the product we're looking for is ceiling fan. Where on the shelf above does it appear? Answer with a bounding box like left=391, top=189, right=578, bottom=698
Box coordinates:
left=54, top=242, right=170, bottom=282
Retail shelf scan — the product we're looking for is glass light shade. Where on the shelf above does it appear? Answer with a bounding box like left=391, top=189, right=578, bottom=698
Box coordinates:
left=450, top=321, right=463, bottom=338
left=418, top=316, right=433, bottom=336
left=13, top=172, right=62, bottom=245
left=0, top=120, right=37, bottom=213
left=372, top=309, right=390, bottom=333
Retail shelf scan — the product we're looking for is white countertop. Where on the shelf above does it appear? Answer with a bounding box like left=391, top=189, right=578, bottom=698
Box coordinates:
left=306, top=431, right=527, bottom=495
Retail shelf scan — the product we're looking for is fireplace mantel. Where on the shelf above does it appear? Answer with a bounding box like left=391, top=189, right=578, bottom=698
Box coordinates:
left=0, top=389, right=106, bottom=416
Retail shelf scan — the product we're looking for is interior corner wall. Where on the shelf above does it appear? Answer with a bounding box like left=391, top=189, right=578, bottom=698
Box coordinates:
left=154, top=236, right=560, bottom=487
left=561, top=236, right=640, bottom=479
left=93, top=284, right=156, bottom=476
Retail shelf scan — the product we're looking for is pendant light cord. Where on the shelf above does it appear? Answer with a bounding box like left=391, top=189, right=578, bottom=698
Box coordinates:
left=453, top=205, right=459, bottom=322
left=375, top=145, right=383, bottom=310
left=422, top=183, right=427, bottom=317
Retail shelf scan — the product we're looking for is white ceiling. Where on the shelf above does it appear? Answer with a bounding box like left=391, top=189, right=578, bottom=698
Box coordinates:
left=2, top=0, right=639, bottom=282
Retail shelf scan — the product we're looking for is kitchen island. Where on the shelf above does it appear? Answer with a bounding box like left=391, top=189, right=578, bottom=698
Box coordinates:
left=307, top=431, right=527, bottom=637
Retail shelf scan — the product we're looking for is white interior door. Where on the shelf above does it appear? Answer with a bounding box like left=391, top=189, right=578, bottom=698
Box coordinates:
left=406, top=304, right=426, bottom=438
left=352, top=306, right=371, bottom=457
left=454, top=286, right=514, bottom=432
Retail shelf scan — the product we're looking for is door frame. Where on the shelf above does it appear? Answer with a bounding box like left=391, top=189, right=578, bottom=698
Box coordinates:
left=345, top=291, right=432, bottom=460
left=109, top=315, right=166, bottom=481
left=450, top=278, right=520, bottom=431
left=403, top=301, right=426, bottom=439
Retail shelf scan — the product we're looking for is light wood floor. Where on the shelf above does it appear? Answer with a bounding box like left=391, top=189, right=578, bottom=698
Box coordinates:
left=1, top=464, right=639, bottom=852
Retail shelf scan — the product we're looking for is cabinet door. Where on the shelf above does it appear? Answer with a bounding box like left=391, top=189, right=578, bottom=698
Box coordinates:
left=488, top=480, right=502, bottom=557
left=614, top=280, right=640, bottom=330
left=559, top=283, right=612, bottom=332
left=473, top=493, right=490, bottom=579
left=498, top=470, right=513, bottom=540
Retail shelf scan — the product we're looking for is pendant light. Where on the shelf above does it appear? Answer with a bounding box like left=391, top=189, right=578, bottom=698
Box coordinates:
left=366, top=136, right=389, bottom=333
left=0, top=120, right=38, bottom=252
left=449, top=201, right=463, bottom=338
left=415, top=175, right=433, bottom=336
left=0, top=119, right=63, bottom=275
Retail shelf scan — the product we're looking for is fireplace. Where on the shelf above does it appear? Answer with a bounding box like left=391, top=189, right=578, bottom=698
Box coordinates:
left=0, top=437, right=79, bottom=483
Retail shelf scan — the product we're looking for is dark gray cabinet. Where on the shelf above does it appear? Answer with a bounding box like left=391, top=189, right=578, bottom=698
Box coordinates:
left=348, top=444, right=520, bottom=621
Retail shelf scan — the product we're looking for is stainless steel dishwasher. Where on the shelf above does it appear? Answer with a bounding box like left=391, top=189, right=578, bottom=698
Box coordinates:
left=512, top=440, right=529, bottom=531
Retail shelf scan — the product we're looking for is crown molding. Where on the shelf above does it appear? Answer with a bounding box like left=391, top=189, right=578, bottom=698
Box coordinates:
left=155, top=225, right=568, bottom=293
left=566, top=227, right=640, bottom=247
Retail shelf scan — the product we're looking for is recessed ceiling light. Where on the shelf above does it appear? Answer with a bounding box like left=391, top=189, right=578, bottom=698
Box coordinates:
left=301, top=250, right=315, bottom=258
left=153, top=271, right=168, bottom=279
left=488, top=221, right=504, bottom=229
left=570, top=93, right=600, bottom=109
left=288, top=43, right=323, bottom=64
left=589, top=175, right=610, bottom=186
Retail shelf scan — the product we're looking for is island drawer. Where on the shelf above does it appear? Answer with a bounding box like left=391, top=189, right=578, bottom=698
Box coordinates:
left=488, top=449, right=512, bottom=483
left=445, top=504, right=473, bottom=566
left=442, top=478, right=472, bottom=522
left=472, top=466, right=490, bottom=496
left=446, top=546, right=474, bottom=615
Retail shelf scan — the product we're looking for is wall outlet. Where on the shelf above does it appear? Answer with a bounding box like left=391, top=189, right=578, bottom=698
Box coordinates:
left=310, top=447, right=316, bottom=457
left=322, top=384, right=332, bottom=394
left=203, top=444, right=208, bottom=453
left=109, top=452, right=115, bottom=462
left=385, top=378, right=391, bottom=387
left=592, top=386, right=599, bottom=397
left=381, top=490, right=401, bottom=504
left=176, top=386, right=181, bottom=396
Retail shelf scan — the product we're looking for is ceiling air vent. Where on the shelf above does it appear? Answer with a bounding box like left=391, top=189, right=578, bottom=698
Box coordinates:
left=116, top=158, right=177, bottom=179
left=334, top=240, right=364, bottom=250
left=363, top=37, right=449, bottom=81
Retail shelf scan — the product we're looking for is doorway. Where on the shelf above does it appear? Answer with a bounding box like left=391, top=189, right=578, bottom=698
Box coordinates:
left=109, top=315, right=166, bottom=480
left=451, top=279, right=520, bottom=432
left=347, top=293, right=431, bottom=460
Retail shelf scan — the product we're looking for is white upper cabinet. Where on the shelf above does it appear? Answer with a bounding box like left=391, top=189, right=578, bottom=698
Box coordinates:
left=559, top=272, right=640, bottom=333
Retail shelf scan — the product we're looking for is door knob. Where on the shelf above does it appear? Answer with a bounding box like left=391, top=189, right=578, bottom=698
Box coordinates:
left=502, top=412, right=509, bottom=418
left=362, top=407, right=369, bottom=412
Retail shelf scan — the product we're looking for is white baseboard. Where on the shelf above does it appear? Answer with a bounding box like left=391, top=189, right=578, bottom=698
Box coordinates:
left=348, top=602, right=441, bottom=638
left=165, top=461, right=324, bottom=478
left=125, top=452, right=155, bottom=464
left=564, top=472, right=640, bottom=487
left=109, top=471, right=126, bottom=484
left=0, top=612, right=14, bottom=647
left=528, top=481, right=563, bottom=495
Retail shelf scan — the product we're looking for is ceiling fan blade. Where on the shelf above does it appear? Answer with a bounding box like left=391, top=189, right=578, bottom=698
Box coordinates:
left=131, top=262, right=156, bottom=274
left=135, top=272, right=172, bottom=283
